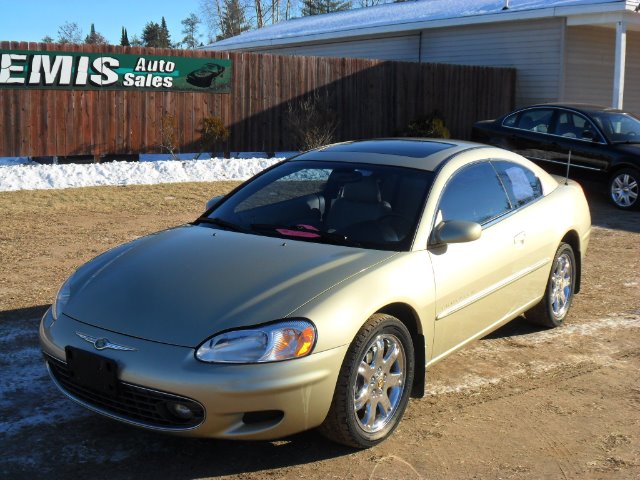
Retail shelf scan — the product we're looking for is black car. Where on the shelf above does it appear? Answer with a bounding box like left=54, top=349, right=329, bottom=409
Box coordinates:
left=186, top=63, right=225, bottom=88
left=473, top=104, right=640, bottom=210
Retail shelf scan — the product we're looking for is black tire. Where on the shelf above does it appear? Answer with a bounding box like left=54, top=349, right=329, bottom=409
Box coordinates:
left=608, top=168, right=640, bottom=211
left=525, top=243, right=576, bottom=328
left=319, top=313, right=414, bottom=448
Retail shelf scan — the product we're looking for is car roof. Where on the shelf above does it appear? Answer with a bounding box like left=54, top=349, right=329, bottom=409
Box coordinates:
left=291, top=138, right=490, bottom=172
left=510, top=103, right=630, bottom=116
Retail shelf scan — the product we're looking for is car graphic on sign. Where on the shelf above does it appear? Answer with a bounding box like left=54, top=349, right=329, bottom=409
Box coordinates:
left=186, top=63, right=226, bottom=88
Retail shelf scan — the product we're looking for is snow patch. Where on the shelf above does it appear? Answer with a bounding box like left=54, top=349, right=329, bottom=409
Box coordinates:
left=514, top=315, right=640, bottom=345
left=427, top=315, right=640, bottom=396
left=0, top=157, right=283, bottom=192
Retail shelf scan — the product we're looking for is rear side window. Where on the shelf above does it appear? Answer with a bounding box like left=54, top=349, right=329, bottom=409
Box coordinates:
left=492, top=161, right=543, bottom=208
left=503, top=113, right=517, bottom=127
left=515, top=109, right=554, bottom=133
left=438, top=162, right=511, bottom=225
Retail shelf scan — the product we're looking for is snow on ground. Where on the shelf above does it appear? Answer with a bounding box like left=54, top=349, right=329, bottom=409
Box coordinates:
left=0, top=157, right=284, bottom=192
left=426, top=314, right=640, bottom=396
left=0, top=318, right=92, bottom=437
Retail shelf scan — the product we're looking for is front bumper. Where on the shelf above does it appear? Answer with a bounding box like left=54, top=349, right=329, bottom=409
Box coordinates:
left=39, top=309, right=347, bottom=440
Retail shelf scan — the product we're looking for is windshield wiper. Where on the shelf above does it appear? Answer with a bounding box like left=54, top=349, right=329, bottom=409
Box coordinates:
left=250, top=223, right=364, bottom=247
left=195, top=217, right=248, bottom=232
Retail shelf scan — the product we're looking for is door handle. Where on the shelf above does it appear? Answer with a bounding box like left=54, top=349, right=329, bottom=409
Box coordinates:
left=514, top=231, right=526, bottom=247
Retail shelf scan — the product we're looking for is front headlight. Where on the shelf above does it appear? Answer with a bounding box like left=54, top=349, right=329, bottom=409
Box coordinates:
left=52, top=273, right=75, bottom=321
left=196, top=320, right=316, bottom=364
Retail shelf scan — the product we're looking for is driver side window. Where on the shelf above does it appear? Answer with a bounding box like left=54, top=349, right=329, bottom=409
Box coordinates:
left=439, top=162, right=511, bottom=225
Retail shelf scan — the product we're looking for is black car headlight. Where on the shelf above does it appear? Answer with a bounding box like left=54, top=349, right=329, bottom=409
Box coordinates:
left=195, top=320, right=316, bottom=364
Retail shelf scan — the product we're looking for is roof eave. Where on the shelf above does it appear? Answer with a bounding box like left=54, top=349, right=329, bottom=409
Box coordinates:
left=206, top=1, right=635, bottom=52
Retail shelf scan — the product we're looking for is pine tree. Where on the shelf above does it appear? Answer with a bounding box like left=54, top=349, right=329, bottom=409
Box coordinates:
left=142, top=21, right=162, bottom=47
left=84, top=23, right=108, bottom=45
left=217, top=0, right=250, bottom=40
left=159, top=17, right=172, bottom=48
left=120, top=27, right=130, bottom=47
left=181, top=13, right=201, bottom=49
left=301, top=0, right=351, bottom=16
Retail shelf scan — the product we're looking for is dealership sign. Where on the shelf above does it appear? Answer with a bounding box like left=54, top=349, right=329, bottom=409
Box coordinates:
left=0, top=50, right=231, bottom=92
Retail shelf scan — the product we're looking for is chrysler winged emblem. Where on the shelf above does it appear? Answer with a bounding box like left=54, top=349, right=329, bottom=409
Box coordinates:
left=76, top=332, right=136, bottom=351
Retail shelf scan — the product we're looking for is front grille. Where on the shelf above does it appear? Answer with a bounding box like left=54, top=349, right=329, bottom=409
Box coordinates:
left=46, top=354, right=205, bottom=430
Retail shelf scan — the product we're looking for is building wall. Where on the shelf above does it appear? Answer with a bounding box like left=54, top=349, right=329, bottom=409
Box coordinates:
left=564, top=26, right=640, bottom=113
left=419, top=18, right=566, bottom=107
left=258, top=34, right=421, bottom=62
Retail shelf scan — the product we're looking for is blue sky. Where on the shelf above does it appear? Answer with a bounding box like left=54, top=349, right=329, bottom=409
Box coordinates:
left=0, top=0, right=206, bottom=45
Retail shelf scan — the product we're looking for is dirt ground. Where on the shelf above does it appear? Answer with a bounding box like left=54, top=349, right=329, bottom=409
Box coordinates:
left=0, top=178, right=638, bottom=480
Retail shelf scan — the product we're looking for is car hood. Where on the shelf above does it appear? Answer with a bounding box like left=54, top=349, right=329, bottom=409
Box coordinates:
left=64, top=225, right=396, bottom=347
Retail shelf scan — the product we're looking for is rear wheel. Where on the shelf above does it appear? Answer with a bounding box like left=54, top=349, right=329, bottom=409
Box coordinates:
left=525, top=243, right=576, bottom=328
left=609, top=168, right=639, bottom=210
left=319, top=314, right=414, bottom=448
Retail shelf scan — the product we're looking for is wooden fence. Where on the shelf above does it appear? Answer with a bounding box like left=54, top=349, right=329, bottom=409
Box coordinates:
left=0, top=42, right=516, bottom=157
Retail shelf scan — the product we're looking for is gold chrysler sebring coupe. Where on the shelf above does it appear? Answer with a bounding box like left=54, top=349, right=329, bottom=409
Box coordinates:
left=40, top=139, right=591, bottom=448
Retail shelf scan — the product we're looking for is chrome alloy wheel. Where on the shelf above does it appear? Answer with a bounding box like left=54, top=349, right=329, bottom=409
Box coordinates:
left=550, top=252, right=573, bottom=319
left=610, top=172, right=638, bottom=208
left=353, top=333, right=406, bottom=433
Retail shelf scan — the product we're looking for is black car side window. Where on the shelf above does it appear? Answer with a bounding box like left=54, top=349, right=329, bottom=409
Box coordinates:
left=515, top=109, right=554, bottom=133
left=439, top=162, right=511, bottom=225
left=503, top=113, right=517, bottom=127
left=492, top=161, right=543, bottom=208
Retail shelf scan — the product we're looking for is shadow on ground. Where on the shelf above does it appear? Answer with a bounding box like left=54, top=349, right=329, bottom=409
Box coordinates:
left=483, top=315, right=545, bottom=339
left=0, top=305, right=49, bottom=323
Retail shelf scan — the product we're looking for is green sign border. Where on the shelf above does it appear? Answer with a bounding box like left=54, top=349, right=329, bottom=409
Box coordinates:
left=0, top=49, right=232, bottom=93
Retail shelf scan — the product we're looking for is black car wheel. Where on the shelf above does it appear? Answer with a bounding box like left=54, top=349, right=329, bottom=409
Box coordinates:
left=609, top=168, right=640, bottom=210
left=319, top=313, right=414, bottom=448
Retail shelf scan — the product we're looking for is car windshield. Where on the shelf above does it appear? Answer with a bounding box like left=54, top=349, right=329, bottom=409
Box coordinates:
left=589, top=111, right=640, bottom=144
left=197, top=160, right=435, bottom=251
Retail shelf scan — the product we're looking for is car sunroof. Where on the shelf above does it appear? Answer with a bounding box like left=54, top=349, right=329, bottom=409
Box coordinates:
left=324, top=140, right=455, bottom=158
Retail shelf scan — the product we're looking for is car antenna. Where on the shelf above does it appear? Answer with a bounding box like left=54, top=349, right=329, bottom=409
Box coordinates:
left=565, top=150, right=572, bottom=186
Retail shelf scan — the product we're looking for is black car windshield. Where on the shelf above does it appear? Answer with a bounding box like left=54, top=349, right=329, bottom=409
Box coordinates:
left=197, top=160, right=435, bottom=251
left=590, top=111, right=640, bottom=144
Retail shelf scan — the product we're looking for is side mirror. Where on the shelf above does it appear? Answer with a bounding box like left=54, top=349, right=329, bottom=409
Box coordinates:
left=205, top=195, right=224, bottom=211
left=432, top=220, right=482, bottom=245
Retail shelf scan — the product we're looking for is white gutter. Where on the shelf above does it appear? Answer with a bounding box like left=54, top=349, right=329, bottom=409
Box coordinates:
left=206, top=1, right=633, bottom=51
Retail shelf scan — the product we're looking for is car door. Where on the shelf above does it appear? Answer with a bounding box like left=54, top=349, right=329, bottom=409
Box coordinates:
left=428, top=162, right=525, bottom=362
left=547, top=109, right=611, bottom=172
left=490, top=160, right=557, bottom=301
left=504, top=108, right=558, bottom=163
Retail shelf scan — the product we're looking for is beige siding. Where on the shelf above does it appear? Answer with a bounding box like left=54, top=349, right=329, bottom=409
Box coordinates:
left=564, top=26, right=640, bottom=114
left=257, top=34, right=420, bottom=62
left=420, top=19, right=565, bottom=107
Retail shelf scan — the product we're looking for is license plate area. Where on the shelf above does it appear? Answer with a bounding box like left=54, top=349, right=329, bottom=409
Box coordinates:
left=65, top=346, right=119, bottom=397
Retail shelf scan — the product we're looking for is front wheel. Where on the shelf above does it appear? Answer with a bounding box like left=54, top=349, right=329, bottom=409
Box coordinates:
left=609, top=168, right=639, bottom=210
left=525, top=243, right=576, bottom=328
left=319, top=314, right=414, bottom=448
